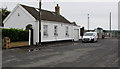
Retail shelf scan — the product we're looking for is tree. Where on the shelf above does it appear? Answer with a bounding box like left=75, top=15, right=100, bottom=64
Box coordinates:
left=0, top=7, right=10, bottom=26
left=0, top=8, right=2, bottom=26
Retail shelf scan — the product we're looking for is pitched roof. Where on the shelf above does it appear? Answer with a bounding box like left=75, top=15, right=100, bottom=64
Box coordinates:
left=20, top=4, right=39, bottom=20
left=20, top=4, right=71, bottom=23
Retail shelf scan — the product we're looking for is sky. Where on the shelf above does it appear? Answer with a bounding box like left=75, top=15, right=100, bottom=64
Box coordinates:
left=0, top=0, right=119, bottom=30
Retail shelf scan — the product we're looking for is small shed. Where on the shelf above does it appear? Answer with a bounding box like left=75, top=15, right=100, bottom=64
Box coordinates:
left=94, top=27, right=104, bottom=38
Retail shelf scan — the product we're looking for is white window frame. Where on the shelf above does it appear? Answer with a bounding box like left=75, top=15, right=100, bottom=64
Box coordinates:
left=54, top=25, right=58, bottom=36
left=43, top=25, right=48, bottom=37
left=65, top=26, right=69, bottom=37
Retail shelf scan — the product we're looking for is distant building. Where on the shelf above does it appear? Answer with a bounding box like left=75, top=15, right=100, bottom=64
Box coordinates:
left=3, top=4, right=80, bottom=45
left=94, top=27, right=104, bottom=38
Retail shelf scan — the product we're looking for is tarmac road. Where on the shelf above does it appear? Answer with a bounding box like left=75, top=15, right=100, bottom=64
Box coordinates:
left=2, top=38, right=118, bottom=67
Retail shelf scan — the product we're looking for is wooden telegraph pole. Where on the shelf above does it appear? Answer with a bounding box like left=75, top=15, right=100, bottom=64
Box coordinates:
left=109, top=12, right=111, bottom=37
left=39, top=0, right=41, bottom=44
left=88, top=14, right=90, bottom=32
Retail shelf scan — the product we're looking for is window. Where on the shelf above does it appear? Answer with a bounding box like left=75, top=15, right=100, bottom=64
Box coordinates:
left=43, top=25, right=48, bottom=37
left=18, top=13, right=20, bottom=16
left=54, top=26, right=58, bottom=36
left=65, top=27, right=69, bottom=37
left=52, top=12, right=56, bottom=15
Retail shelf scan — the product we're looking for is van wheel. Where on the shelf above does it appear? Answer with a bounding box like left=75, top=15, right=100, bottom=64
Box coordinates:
left=91, top=39, right=94, bottom=42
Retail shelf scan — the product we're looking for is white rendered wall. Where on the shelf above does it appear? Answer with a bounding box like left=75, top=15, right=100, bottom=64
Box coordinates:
left=3, top=5, right=39, bottom=45
left=41, top=20, right=80, bottom=42
left=4, top=6, right=36, bottom=30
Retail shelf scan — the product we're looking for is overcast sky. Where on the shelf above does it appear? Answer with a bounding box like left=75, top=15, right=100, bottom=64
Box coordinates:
left=0, top=0, right=119, bottom=30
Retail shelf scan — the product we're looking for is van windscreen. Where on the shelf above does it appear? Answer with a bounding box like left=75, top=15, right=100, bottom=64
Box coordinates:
left=84, top=33, right=93, bottom=36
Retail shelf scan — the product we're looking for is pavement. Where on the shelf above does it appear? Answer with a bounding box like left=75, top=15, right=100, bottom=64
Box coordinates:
left=2, top=38, right=119, bottom=68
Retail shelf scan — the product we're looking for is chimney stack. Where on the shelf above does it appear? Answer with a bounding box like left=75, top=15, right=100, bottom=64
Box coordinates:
left=55, top=4, right=60, bottom=15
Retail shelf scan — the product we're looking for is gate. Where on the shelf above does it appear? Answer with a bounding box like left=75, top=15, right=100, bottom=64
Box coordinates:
left=74, top=29, right=79, bottom=41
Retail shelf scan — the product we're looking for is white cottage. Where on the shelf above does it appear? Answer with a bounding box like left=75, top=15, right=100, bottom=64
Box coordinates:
left=3, top=4, right=80, bottom=45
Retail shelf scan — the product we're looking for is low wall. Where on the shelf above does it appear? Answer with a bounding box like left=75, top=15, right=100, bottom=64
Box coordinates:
left=9, top=41, right=29, bottom=48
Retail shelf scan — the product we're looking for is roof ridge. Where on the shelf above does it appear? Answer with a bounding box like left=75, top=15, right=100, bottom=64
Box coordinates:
left=20, top=4, right=55, bottom=13
left=20, top=4, right=36, bottom=9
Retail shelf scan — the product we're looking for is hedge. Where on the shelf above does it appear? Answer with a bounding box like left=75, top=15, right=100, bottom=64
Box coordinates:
left=2, top=28, right=29, bottom=42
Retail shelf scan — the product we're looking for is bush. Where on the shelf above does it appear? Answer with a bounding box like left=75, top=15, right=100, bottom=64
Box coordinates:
left=2, top=28, right=29, bottom=42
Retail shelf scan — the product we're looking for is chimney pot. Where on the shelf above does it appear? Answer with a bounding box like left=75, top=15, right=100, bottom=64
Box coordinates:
left=55, top=4, right=60, bottom=15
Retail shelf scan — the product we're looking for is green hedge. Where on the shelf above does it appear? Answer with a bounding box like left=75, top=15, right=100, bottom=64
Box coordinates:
left=2, top=28, right=29, bottom=42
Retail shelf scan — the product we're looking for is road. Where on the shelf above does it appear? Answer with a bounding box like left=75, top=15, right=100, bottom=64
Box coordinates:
left=2, top=38, right=118, bottom=67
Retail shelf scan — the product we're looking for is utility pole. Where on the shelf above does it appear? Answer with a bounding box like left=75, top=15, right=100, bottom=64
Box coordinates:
left=39, top=0, right=41, bottom=44
left=109, top=12, right=111, bottom=37
left=88, top=14, right=90, bottom=32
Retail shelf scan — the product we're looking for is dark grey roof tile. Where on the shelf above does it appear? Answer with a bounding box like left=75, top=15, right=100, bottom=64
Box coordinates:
left=20, top=4, right=71, bottom=24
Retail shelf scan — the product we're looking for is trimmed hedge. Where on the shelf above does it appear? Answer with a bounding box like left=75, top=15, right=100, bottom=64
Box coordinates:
left=2, top=28, right=29, bottom=42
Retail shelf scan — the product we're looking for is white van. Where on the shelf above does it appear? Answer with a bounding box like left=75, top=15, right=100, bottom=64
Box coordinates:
left=82, top=32, right=98, bottom=42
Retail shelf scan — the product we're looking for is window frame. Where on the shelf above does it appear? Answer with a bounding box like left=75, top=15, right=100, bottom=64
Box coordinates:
left=43, top=25, right=48, bottom=37
left=54, top=25, right=58, bottom=36
left=65, top=26, right=69, bottom=37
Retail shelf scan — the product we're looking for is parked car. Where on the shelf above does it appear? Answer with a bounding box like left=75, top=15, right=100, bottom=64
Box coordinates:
left=82, top=32, right=98, bottom=43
